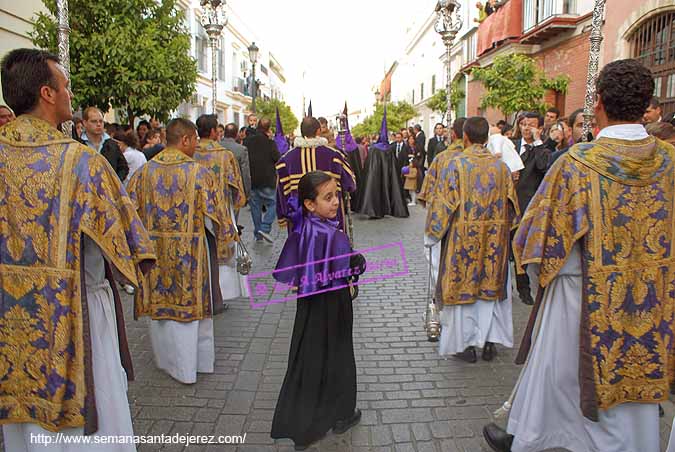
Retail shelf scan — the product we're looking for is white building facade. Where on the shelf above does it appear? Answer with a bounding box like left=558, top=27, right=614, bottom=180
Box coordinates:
left=388, top=0, right=480, bottom=137
left=175, top=0, right=287, bottom=127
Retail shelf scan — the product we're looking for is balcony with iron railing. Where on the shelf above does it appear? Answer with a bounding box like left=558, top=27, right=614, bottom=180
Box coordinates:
left=521, top=0, right=580, bottom=44
left=476, top=0, right=585, bottom=57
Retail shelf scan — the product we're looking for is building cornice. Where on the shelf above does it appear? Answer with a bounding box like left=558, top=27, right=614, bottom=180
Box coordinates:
left=405, top=11, right=437, bottom=55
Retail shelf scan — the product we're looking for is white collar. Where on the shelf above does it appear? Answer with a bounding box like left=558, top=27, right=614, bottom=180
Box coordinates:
left=596, top=124, right=649, bottom=141
left=294, top=136, right=328, bottom=148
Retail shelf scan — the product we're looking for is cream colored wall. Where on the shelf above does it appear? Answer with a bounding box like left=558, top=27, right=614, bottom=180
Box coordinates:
left=0, top=0, right=47, bottom=105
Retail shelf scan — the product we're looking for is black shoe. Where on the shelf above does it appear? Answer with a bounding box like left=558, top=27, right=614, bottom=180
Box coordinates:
left=660, top=404, right=665, bottom=417
left=453, top=346, right=477, bottom=363
left=482, top=342, right=496, bottom=361
left=483, top=423, right=513, bottom=452
left=519, top=291, right=534, bottom=306
left=294, top=433, right=326, bottom=450
left=333, top=409, right=362, bottom=434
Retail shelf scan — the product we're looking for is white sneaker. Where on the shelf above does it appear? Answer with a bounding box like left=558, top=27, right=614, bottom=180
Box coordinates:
left=259, top=231, right=274, bottom=243
left=407, top=202, right=416, bottom=207
left=123, top=284, right=135, bottom=295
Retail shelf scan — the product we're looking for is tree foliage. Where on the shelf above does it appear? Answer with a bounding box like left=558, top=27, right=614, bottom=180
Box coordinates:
left=471, top=54, right=570, bottom=118
left=351, top=102, right=417, bottom=138
left=426, top=81, right=465, bottom=117
left=254, top=98, right=299, bottom=135
left=32, top=0, right=197, bottom=126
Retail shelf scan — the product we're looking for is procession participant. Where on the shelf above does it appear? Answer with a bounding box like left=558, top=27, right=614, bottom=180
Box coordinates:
left=417, top=118, right=467, bottom=303
left=424, top=117, right=519, bottom=362
left=335, top=103, right=364, bottom=212
left=195, top=114, right=246, bottom=304
left=276, top=116, right=355, bottom=233
left=127, top=118, right=236, bottom=384
left=0, top=48, right=155, bottom=451
left=271, top=171, right=366, bottom=451
left=358, top=107, right=409, bottom=219
left=418, top=117, right=466, bottom=207
left=483, top=59, right=673, bottom=452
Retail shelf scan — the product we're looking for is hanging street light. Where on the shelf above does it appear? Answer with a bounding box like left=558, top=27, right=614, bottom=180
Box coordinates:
left=434, top=0, right=462, bottom=127
left=199, top=0, right=227, bottom=115
left=248, top=42, right=259, bottom=113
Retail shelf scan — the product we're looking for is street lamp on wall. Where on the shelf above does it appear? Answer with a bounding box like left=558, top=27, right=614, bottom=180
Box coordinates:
left=434, top=0, right=462, bottom=127
left=199, top=0, right=227, bottom=115
left=248, top=42, right=259, bottom=113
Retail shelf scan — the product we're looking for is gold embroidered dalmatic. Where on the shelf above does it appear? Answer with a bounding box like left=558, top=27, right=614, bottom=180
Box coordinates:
left=418, top=139, right=463, bottom=207
left=514, top=136, right=675, bottom=420
left=199, top=139, right=247, bottom=210
left=127, top=148, right=236, bottom=322
left=426, top=144, right=519, bottom=305
left=0, top=115, right=155, bottom=433
left=194, top=139, right=241, bottom=263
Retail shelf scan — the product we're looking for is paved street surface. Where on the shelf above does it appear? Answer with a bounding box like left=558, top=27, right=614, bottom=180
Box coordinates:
left=3, top=206, right=673, bottom=452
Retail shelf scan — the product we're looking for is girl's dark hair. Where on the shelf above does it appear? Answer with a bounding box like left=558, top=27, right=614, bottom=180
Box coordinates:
left=113, top=129, right=140, bottom=148
left=298, top=171, right=333, bottom=212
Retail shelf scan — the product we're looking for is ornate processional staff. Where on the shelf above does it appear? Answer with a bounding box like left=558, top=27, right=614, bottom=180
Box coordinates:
left=55, top=0, right=73, bottom=137
left=336, top=113, right=358, bottom=300
left=581, top=0, right=607, bottom=142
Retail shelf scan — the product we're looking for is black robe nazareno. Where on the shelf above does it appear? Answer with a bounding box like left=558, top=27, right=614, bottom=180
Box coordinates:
left=270, top=287, right=357, bottom=446
left=358, top=146, right=409, bottom=219
left=345, top=150, right=364, bottom=213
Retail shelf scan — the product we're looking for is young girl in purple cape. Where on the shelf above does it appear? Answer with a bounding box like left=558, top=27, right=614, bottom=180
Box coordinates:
left=270, top=171, right=366, bottom=450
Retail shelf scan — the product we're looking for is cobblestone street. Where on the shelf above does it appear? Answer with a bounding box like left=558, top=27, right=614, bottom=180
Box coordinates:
left=121, top=205, right=675, bottom=452
left=10, top=206, right=673, bottom=452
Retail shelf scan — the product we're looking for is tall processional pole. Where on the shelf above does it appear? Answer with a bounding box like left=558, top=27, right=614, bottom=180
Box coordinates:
left=581, top=0, right=607, bottom=142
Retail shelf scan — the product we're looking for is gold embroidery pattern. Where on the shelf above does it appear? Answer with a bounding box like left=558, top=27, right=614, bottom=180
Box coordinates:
left=194, top=140, right=240, bottom=263
left=515, top=139, right=675, bottom=412
left=128, top=148, right=233, bottom=322
left=419, top=140, right=463, bottom=206
left=426, top=145, right=519, bottom=305
left=0, top=115, right=155, bottom=431
left=199, top=139, right=247, bottom=209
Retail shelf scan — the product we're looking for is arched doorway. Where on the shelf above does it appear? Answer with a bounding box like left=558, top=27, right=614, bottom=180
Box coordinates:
left=628, top=10, right=675, bottom=116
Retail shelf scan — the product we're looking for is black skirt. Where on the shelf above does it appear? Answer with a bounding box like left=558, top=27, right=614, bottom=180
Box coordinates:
left=271, top=287, right=357, bottom=446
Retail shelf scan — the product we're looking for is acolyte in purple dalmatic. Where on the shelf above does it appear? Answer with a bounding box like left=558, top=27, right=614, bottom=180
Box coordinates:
left=273, top=196, right=358, bottom=297
left=275, top=136, right=356, bottom=233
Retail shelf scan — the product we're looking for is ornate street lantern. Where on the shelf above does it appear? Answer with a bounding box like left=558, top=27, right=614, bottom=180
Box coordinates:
left=434, top=0, right=462, bottom=126
left=199, top=0, right=227, bottom=114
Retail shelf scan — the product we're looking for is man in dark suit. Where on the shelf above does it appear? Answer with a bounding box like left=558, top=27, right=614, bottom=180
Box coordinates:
left=413, top=123, right=426, bottom=160
left=427, top=122, right=447, bottom=166
left=391, top=131, right=412, bottom=201
left=511, top=111, right=550, bottom=305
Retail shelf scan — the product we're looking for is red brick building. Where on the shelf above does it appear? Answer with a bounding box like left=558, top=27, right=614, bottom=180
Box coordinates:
left=464, top=0, right=675, bottom=122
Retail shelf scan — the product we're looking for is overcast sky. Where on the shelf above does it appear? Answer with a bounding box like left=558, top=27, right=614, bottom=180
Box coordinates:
left=227, top=0, right=436, bottom=120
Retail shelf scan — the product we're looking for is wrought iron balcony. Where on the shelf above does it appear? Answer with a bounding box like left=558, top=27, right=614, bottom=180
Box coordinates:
left=521, top=0, right=579, bottom=44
